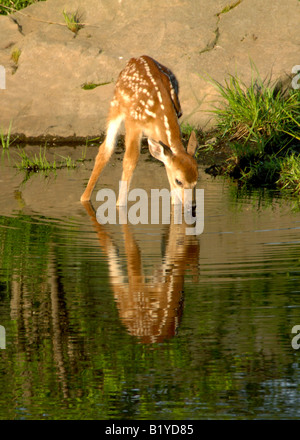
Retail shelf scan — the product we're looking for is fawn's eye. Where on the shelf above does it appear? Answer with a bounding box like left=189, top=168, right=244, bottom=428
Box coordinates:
left=175, top=178, right=183, bottom=186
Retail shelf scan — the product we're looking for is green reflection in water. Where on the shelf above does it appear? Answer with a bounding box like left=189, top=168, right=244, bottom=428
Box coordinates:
left=0, top=209, right=300, bottom=420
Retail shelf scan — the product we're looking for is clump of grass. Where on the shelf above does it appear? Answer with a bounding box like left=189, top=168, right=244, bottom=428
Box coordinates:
left=11, top=48, right=21, bottom=65
left=16, top=147, right=55, bottom=173
left=277, top=153, right=300, bottom=195
left=62, top=10, right=84, bottom=34
left=11, top=48, right=21, bottom=74
left=15, top=147, right=77, bottom=174
left=0, top=122, right=13, bottom=150
left=55, top=153, right=76, bottom=169
left=0, top=0, right=46, bottom=15
left=208, top=67, right=300, bottom=195
left=211, top=71, right=300, bottom=153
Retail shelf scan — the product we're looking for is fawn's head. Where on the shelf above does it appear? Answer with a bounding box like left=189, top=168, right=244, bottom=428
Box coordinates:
left=148, top=131, right=199, bottom=206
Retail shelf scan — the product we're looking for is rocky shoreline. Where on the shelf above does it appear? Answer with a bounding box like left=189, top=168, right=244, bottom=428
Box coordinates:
left=1, top=0, right=299, bottom=139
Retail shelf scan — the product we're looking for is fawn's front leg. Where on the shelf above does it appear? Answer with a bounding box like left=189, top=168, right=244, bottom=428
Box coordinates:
left=117, top=123, right=142, bottom=207
left=80, top=139, right=112, bottom=202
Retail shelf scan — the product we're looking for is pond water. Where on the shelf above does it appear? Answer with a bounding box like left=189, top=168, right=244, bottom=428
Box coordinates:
left=0, top=146, right=300, bottom=420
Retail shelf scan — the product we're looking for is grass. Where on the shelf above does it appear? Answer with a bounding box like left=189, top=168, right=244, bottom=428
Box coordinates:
left=0, top=0, right=46, bottom=15
left=76, top=137, right=100, bottom=162
left=211, top=71, right=300, bottom=151
left=277, top=153, right=300, bottom=195
left=208, top=67, right=300, bottom=195
left=15, top=146, right=76, bottom=174
left=216, top=0, right=242, bottom=16
left=55, top=153, right=76, bottom=169
left=1, top=121, right=91, bottom=174
left=16, top=147, right=56, bottom=172
left=181, top=122, right=196, bottom=138
left=62, top=9, right=83, bottom=34
left=11, top=48, right=21, bottom=64
left=81, top=81, right=111, bottom=90
left=11, top=48, right=21, bottom=74
left=0, top=122, right=13, bottom=150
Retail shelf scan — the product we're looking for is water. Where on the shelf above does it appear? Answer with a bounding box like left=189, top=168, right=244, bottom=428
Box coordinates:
left=0, top=146, right=300, bottom=419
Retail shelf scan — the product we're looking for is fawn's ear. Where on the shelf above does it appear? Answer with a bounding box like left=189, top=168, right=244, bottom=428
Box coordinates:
left=187, top=131, right=198, bottom=157
left=148, top=139, right=173, bottom=165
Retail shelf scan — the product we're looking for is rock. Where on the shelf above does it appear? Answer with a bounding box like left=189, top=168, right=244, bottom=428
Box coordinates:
left=0, top=0, right=299, bottom=140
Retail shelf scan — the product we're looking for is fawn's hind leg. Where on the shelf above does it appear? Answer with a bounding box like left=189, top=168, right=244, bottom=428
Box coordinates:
left=117, top=121, right=142, bottom=206
left=80, top=114, right=124, bottom=202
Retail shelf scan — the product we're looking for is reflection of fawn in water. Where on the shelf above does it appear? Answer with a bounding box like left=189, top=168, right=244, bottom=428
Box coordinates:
left=82, top=201, right=200, bottom=343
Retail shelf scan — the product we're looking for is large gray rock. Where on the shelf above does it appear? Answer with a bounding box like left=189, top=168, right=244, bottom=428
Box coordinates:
left=0, top=0, right=299, bottom=140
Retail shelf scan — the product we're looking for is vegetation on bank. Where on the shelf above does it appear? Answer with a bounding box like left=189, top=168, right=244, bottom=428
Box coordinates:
left=0, top=0, right=46, bottom=15
left=15, top=147, right=77, bottom=173
left=0, top=124, right=92, bottom=178
left=206, top=70, right=300, bottom=196
left=1, top=1, right=85, bottom=37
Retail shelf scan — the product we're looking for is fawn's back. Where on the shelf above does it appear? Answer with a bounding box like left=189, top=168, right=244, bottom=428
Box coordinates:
left=110, top=55, right=183, bottom=148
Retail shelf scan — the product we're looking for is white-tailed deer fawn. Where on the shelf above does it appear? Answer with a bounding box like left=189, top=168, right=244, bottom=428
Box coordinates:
left=81, top=55, right=198, bottom=206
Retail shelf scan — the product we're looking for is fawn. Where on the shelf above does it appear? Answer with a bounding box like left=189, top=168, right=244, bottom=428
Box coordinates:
left=80, top=55, right=198, bottom=206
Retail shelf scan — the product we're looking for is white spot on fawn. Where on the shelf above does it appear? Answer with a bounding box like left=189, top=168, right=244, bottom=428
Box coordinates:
left=145, top=108, right=156, bottom=118
left=164, top=115, right=172, bottom=145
